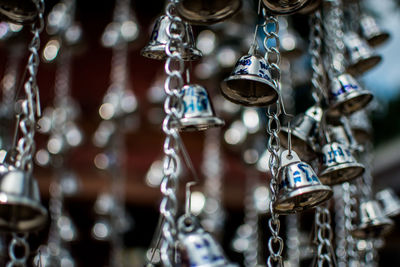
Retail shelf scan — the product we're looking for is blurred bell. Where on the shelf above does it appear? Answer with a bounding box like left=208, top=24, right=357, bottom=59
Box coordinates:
left=344, top=32, right=382, bottom=76
left=327, top=73, right=373, bottom=117
left=376, top=189, right=400, bottom=218
left=0, top=169, right=47, bottom=232
left=0, top=0, right=38, bottom=24
left=274, top=150, right=332, bottom=214
left=351, top=200, right=394, bottom=239
left=299, top=0, right=321, bottom=14
left=348, top=110, right=372, bottom=144
left=176, top=0, right=242, bottom=25
left=279, top=105, right=322, bottom=161
left=319, top=142, right=364, bottom=185
left=262, top=0, right=312, bottom=15
left=175, top=84, right=224, bottom=131
left=178, top=215, right=238, bottom=267
left=141, top=15, right=202, bottom=61
left=221, top=45, right=278, bottom=106
left=359, top=15, right=390, bottom=47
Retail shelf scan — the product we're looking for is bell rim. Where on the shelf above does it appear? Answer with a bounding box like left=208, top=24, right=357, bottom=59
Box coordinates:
left=176, top=0, right=242, bottom=25
left=140, top=44, right=202, bottom=61
left=175, top=116, right=225, bottom=132
left=346, top=54, right=382, bottom=76
left=262, top=0, right=312, bottom=15
left=366, top=32, right=390, bottom=47
left=273, top=184, right=333, bottom=214
left=319, top=162, right=365, bottom=185
left=328, top=89, right=373, bottom=117
left=351, top=217, right=394, bottom=239
left=280, top=127, right=318, bottom=160
left=0, top=2, right=38, bottom=25
left=384, top=206, right=400, bottom=218
left=0, top=192, right=48, bottom=232
left=220, top=74, right=278, bottom=107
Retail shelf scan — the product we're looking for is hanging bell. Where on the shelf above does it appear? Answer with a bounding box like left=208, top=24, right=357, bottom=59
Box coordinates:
left=344, top=32, right=382, bottom=76
left=376, top=189, right=400, bottom=218
left=359, top=15, right=390, bottom=47
left=0, top=0, right=38, bottom=24
left=318, top=142, right=364, bottom=185
left=262, top=0, right=312, bottom=15
left=351, top=200, right=394, bottom=239
left=176, top=0, right=242, bottom=25
left=0, top=169, right=47, bottom=232
left=221, top=46, right=278, bottom=107
left=327, top=73, right=373, bottom=117
left=174, top=84, right=224, bottom=131
left=348, top=110, right=372, bottom=144
left=274, top=150, right=332, bottom=214
left=279, top=105, right=322, bottom=161
left=177, top=215, right=238, bottom=267
left=141, top=15, right=202, bottom=61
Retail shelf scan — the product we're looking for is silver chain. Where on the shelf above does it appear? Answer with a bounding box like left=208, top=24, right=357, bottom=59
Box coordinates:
left=343, top=182, right=359, bottom=263
left=286, top=214, right=300, bottom=267
left=334, top=187, right=347, bottom=267
left=159, top=1, right=185, bottom=266
left=262, top=10, right=284, bottom=267
left=7, top=233, right=30, bottom=267
left=315, top=204, right=335, bottom=267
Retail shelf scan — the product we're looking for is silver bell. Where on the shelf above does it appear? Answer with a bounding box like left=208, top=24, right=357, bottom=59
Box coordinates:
left=0, top=169, right=47, bottom=232
left=262, top=0, right=312, bottom=15
left=327, top=73, right=373, bottom=117
left=359, top=15, right=390, bottom=47
left=376, top=189, right=400, bottom=218
left=344, top=32, right=382, bottom=76
left=174, top=84, right=224, bottom=131
left=351, top=200, right=394, bottom=239
left=274, top=150, right=332, bottom=214
left=141, top=15, right=202, bottom=61
left=221, top=47, right=278, bottom=107
left=319, top=142, right=364, bottom=185
left=0, top=0, right=38, bottom=24
left=279, top=105, right=322, bottom=161
left=176, top=0, right=242, bottom=25
left=348, top=110, right=372, bottom=144
left=178, top=215, right=238, bottom=267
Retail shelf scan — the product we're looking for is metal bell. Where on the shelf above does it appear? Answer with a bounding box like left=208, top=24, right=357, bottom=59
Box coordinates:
left=344, top=32, right=382, bottom=76
left=318, top=142, right=364, bottom=185
left=351, top=200, right=394, bottom=239
left=262, top=0, right=312, bottom=15
left=376, top=189, right=400, bottom=218
left=221, top=47, right=278, bottom=107
left=141, top=15, right=202, bottom=61
left=279, top=105, right=322, bottom=161
left=327, top=73, right=373, bottom=117
left=0, top=0, right=38, bottom=24
left=0, top=169, right=47, bottom=232
left=175, top=84, right=224, bottom=131
left=178, top=215, right=238, bottom=267
left=348, top=110, right=372, bottom=144
left=274, top=150, right=332, bottom=214
left=359, top=15, right=390, bottom=47
left=176, top=0, right=242, bottom=25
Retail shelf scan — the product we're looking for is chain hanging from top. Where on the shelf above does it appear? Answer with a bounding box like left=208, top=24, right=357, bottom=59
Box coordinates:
left=262, top=9, right=284, bottom=267
left=315, top=203, right=335, bottom=267
left=286, top=214, right=300, bottom=267
left=343, top=182, right=359, bottom=264
left=159, top=1, right=185, bottom=266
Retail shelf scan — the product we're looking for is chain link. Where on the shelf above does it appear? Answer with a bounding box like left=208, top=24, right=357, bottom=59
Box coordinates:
left=315, top=204, right=335, bottom=267
left=286, top=214, right=300, bottom=267
left=7, top=233, right=30, bottom=267
left=343, top=182, right=359, bottom=263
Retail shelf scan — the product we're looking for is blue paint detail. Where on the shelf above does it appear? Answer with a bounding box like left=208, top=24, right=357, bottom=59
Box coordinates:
left=298, top=163, right=312, bottom=182
left=259, top=61, right=269, bottom=70
left=234, top=68, right=249, bottom=75
left=331, top=83, right=359, bottom=97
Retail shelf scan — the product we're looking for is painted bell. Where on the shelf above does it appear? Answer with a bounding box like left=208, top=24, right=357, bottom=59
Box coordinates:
left=348, top=110, right=372, bottom=144
left=178, top=215, right=238, bottom=267
left=0, top=0, right=38, bottom=24
left=0, top=169, right=47, bottom=232
left=327, top=73, right=373, bottom=117
left=351, top=200, right=394, bottom=239
left=274, top=150, right=332, bottom=214
left=221, top=47, right=278, bottom=107
left=262, top=0, right=312, bottom=15
left=175, top=84, right=224, bottom=131
left=376, top=189, right=400, bottom=218
left=176, top=0, right=242, bottom=25
left=279, top=105, right=322, bottom=161
left=360, top=15, right=390, bottom=47
left=318, top=142, right=364, bottom=185
left=344, top=32, right=382, bottom=76
left=141, top=15, right=202, bottom=61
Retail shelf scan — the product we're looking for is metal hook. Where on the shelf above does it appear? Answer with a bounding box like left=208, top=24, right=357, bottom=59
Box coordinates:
left=185, top=181, right=197, bottom=216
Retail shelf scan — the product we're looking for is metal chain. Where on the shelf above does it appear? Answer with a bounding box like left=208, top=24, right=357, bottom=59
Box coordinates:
left=334, top=187, right=347, bottom=267
left=286, top=214, right=300, bottom=267
left=315, top=204, right=335, bottom=267
left=7, top=233, right=30, bottom=267
left=159, top=1, right=185, bottom=266
left=262, top=10, right=284, bottom=267
left=343, top=182, right=359, bottom=263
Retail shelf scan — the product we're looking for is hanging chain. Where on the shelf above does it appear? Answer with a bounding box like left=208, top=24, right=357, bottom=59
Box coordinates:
left=262, top=9, right=284, bottom=267
left=7, top=233, right=30, bottom=267
left=315, top=204, right=335, bottom=267
left=159, top=1, right=185, bottom=266
left=342, top=182, right=359, bottom=264
left=286, top=214, right=300, bottom=267
left=334, top=187, right=347, bottom=267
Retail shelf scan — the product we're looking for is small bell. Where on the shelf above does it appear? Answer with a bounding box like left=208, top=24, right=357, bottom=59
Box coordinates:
left=279, top=105, right=322, bottom=161
left=318, top=142, right=364, bottom=185
left=0, top=169, right=47, bottom=232
left=176, top=0, right=242, bottom=25
left=376, top=189, right=400, bottom=218
left=348, top=110, right=372, bottom=144
left=221, top=46, right=278, bottom=107
left=262, top=0, right=312, bottom=15
left=178, top=215, right=238, bottom=267
left=351, top=200, right=394, bottom=239
left=141, top=15, right=202, bottom=61
left=327, top=73, right=373, bottom=117
left=174, top=84, right=224, bottom=131
left=359, top=15, right=390, bottom=47
left=274, top=150, right=332, bottom=214
left=343, top=32, right=382, bottom=76
left=0, top=0, right=38, bottom=24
